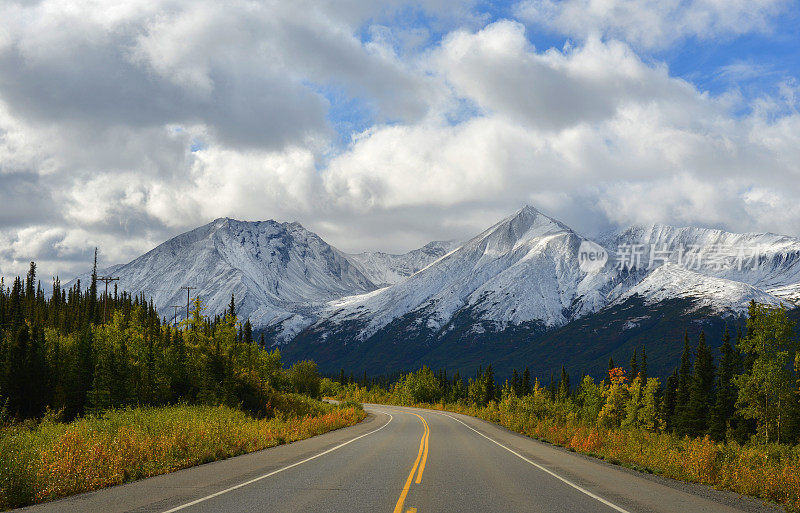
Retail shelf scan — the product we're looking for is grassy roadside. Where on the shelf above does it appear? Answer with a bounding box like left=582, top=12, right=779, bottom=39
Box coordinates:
left=0, top=397, right=365, bottom=510
left=341, top=390, right=800, bottom=511
left=433, top=401, right=799, bottom=510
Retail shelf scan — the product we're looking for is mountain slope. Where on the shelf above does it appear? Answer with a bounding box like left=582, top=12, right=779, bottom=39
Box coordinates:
left=307, top=206, right=625, bottom=343
left=70, top=218, right=377, bottom=329
left=615, top=263, right=784, bottom=313
left=604, top=223, right=800, bottom=301
left=346, top=240, right=462, bottom=288
left=67, top=208, right=800, bottom=379
left=283, top=211, right=800, bottom=376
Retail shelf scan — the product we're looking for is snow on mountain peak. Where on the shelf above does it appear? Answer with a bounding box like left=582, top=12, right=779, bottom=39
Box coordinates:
left=347, top=240, right=462, bottom=288
left=68, top=207, right=800, bottom=350
left=617, top=262, right=785, bottom=313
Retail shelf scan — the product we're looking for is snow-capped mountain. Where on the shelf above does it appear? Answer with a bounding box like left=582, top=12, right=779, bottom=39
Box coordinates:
left=347, top=240, right=462, bottom=287
left=309, top=206, right=626, bottom=342
left=603, top=224, right=800, bottom=305
left=615, top=263, right=784, bottom=313
left=304, top=206, right=800, bottom=347
left=283, top=207, right=800, bottom=372
left=69, top=218, right=378, bottom=327
left=69, top=206, right=800, bottom=377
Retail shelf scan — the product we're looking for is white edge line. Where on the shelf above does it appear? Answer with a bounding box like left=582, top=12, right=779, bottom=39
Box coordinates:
left=161, top=410, right=393, bottom=513
left=431, top=410, right=631, bottom=513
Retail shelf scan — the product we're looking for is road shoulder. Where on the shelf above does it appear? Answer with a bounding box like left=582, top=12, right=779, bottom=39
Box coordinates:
left=13, top=411, right=388, bottom=513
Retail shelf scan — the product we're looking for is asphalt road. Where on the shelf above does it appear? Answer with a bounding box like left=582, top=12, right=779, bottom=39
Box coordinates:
left=15, top=405, right=783, bottom=513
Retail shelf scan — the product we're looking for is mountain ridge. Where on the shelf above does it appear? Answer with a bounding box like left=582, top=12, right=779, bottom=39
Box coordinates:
left=68, top=206, right=800, bottom=377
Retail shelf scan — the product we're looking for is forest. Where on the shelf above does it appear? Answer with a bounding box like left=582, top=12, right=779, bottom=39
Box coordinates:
left=0, top=259, right=326, bottom=422
left=0, top=259, right=363, bottom=509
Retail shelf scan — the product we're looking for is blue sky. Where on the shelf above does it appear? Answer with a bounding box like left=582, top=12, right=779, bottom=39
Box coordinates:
left=323, top=0, right=800, bottom=144
left=0, top=0, right=799, bottom=279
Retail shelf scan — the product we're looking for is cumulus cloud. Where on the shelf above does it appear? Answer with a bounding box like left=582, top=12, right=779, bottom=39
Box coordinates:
left=515, top=0, right=791, bottom=49
left=0, top=3, right=799, bottom=283
left=320, top=21, right=800, bottom=239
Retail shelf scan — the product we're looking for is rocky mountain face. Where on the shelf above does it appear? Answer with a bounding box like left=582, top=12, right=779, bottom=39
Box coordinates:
left=71, top=207, right=800, bottom=378
left=346, top=240, right=462, bottom=288
left=69, top=218, right=454, bottom=334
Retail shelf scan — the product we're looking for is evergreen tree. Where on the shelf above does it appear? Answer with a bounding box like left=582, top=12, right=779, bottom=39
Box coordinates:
left=629, top=349, right=639, bottom=381
left=608, top=356, right=615, bottom=371
left=521, top=366, right=532, bottom=396
left=511, top=369, right=520, bottom=396
left=483, top=365, right=495, bottom=405
left=4, top=326, right=30, bottom=418
left=640, top=346, right=648, bottom=384
left=228, top=294, right=236, bottom=324
left=88, top=248, right=98, bottom=324
left=662, top=369, right=678, bottom=432
left=558, top=365, right=570, bottom=400
left=674, top=332, right=693, bottom=435
left=710, top=325, right=739, bottom=440
left=685, top=331, right=716, bottom=437
left=243, top=320, right=253, bottom=345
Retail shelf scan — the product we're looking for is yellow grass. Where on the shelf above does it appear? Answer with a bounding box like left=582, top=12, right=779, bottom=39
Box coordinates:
left=0, top=400, right=365, bottom=510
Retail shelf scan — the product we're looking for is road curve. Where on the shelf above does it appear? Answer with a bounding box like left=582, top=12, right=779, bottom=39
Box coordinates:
left=14, top=405, right=781, bottom=513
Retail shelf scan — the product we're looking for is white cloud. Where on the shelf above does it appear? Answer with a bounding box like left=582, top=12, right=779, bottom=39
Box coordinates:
left=1, top=6, right=800, bottom=283
left=320, top=21, right=800, bottom=240
left=515, top=0, right=791, bottom=49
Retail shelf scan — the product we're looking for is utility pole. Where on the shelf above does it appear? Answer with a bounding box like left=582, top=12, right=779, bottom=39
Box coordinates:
left=98, top=276, right=119, bottom=324
left=171, top=305, right=182, bottom=327
left=180, top=286, right=197, bottom=324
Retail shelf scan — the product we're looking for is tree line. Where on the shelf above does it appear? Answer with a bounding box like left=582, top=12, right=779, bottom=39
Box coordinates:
left=337, top=301, right=800, bottom=445
left=0, top=259, right=321, bottom=422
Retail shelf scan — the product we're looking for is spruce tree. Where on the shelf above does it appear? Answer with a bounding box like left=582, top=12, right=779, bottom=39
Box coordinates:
left=243, top=320, right=253, bottom=345
left=558, top=365, right=570, bottom=400
left=710, top=326, right=737, bottom=440
left=629, top=349, right=639, bottom=380
left=511, top=369, right=520, bottom=396
left=674, top=332, right=693, bottom=435
left=640, top=346, right=648, bottom=384
left=227, top=294, right=236, bottom=327
left=662, top=369, right=678, bottom=432
left=521, top=366, right=532, bottom=396
left=483, top=365, right=495, bottom=405
left=88, top=248, right=98, bottom=324
left=685, top=331, right=716, bottom=437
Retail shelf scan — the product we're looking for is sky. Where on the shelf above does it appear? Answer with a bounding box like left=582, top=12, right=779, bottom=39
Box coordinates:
left=0, top=0, right=799, bottom=281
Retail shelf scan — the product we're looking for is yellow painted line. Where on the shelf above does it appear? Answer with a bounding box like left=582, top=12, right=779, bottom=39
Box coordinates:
left=415, top=415, right=429, bottom=484
left=393, top=412, right=429, bottom=513
left=406, top=508, right=417, bottom=513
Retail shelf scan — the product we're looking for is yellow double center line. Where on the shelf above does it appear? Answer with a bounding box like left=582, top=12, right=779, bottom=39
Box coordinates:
left=393, top=412, right=430, bottom=513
